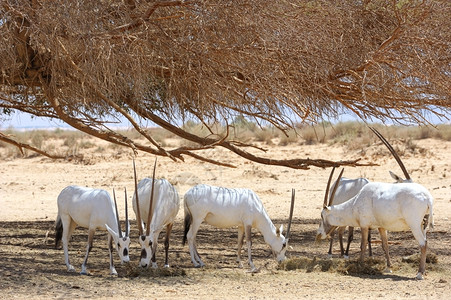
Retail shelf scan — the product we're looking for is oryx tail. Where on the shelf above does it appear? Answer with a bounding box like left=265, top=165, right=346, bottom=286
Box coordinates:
left=183, top=200, right=192, bottom=245
left=55, top=215, right=63, bottom=248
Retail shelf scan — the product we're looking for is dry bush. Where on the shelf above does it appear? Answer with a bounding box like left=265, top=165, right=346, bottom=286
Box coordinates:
left=278, top=129, right=300, bottom=146
left=1, top=1, right=449, bottom=168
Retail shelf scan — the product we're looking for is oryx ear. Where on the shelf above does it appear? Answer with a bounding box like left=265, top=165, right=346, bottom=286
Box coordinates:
left=105, top=224, right=119, bottom=240
left=276, top=224, right=284, bottom=236
left=389, top=171, right=404, bottom=183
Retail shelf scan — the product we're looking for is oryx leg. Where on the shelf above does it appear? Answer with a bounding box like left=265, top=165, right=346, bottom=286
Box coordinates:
left=237, top=226, right=245, bottom=267
left=163, top=223, right=173, bottom=268
left=344, top=226, right=354, bottom=259
left=378, top=228, right=392, bottom=274
left=359, top=227, right=369, bottom=263
left=108, top=234, right=118, bottom=275
left=337, top=226, right=346, bottom=258
left=151, top=238, right=158, bottom=269
left=245, top=225, right=257, bottom=272
left=368, top=229, right=373, bottom=257
left=410, top=226, right=428, bottom=280
left=187, top=218, right=205, bottom=267
left=327, top=228, right=336, bottom=258
left=61, top=215, right=76, bottom=272
left=80, top=229, right=95, bottom=275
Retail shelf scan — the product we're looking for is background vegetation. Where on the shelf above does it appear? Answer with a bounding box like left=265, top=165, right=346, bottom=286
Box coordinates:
left=2, top=121, right=450, bottom=160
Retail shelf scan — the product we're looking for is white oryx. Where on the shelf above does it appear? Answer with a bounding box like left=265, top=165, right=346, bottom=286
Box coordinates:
left=55, top=186, right=130, bottom=275
left=317, top=127, right=434, bottom=280
left=183, top=184, right=295, bottom=272
left=132, top=159, right=180, bottom=268
left=325, top=177, right=370, bottom=258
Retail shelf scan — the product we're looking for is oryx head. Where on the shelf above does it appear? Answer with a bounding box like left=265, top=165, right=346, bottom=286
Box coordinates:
left=134, top=158, right=158, bottom=268
left=105, top=188, right=131, bottom=264
left=316, top=167, right=344, bottom=242
left=272, top=189, right=295, bottom=262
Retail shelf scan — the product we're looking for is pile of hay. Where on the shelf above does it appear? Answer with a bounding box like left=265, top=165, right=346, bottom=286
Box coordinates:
left=124, top=264, right=187, bottom=278
left=279, top=256, right=386, bottom=276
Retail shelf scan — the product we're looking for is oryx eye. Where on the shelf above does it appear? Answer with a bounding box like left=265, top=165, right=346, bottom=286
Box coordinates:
left=117, top=242, right=120, bottom=248
left=141, top=235, right=146, bottom=241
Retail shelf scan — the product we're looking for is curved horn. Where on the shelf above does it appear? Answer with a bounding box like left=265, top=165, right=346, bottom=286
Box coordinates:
left=146, top=158, right=158, bottom=236
left=369, top=126, right=411, bottom=181
left=133, top=159, right=143, bottom=236
left=124, top=187, right=129, bottom=237
left=323, top=167, right=336, bottom=208
left=328, top=168, right=344, bottom=206
left=112, top=188, right=122, bottom=238
left=285, top=189, right=295, bottom=241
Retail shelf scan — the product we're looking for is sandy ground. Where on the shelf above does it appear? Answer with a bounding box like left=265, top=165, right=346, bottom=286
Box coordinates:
left=1, top=136, right=450, bottom=299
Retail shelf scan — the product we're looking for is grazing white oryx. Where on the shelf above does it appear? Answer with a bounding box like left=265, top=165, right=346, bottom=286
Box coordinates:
left=326, top=177, right=370, bottom=258
left=55, top=186, right=130, bottom=275
left=132, top=159, right=180, bottom=268
left=183, top=184, right=295, bottom=272
left=317, top=127, right=434, bottom=280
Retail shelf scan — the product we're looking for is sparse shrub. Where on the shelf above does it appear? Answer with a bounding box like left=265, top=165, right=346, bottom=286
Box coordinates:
left=253, top=127, right=274, bottom=144
left=279, top=129, right=299, bottom=146
left=30, top=131, right=46, bottom=149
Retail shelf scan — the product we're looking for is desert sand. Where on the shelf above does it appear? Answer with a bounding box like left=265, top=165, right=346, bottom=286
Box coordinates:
left=1, top=136, right=450, bottom=299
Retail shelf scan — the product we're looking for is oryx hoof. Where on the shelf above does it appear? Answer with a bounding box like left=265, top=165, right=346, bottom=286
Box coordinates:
left=67, top=265, right=76, bottom=272
left=343, top=255, right=350, bottom=260
left=415, top=272, right=424, bottom=280
left=247, top=267, right=260, bottom=273
left=163, top=264, right=170, bottom=268
left=383, top=267, right=392, bottom=274
left=80, top=271, right=88, bottom=276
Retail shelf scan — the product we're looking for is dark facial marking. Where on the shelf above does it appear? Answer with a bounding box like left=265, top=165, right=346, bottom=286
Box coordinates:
left=123, top=248, right=128, bottom=256
left=140, top=249, right=147, bottom=259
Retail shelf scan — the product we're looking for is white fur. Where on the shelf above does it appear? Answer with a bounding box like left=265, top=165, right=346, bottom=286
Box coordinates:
left=183, top=184, right=287, bottom=272
left=56, top=185, right=130, bottom=275
left=326, top=177, right=369, bottom=258
left=132, top=178, right=180, bottom=268
left=317, top=181, right=433, bottom=279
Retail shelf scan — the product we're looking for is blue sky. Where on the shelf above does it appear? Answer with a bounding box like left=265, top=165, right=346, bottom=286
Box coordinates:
left=1, top=109, right=449, bottom=130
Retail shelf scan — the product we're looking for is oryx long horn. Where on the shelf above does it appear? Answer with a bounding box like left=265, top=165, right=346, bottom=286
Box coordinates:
left=369, top=126, right=411, bottom=181
left=323, top=167, right=336, bottom=208
left=112, top=188, right=123, bottom=238
left=286, top=189, right=295, bottom=241
left=124, top=187, right=129, bottom=237
left=146, top=158, right=158, bottom=236
left=133, top=159, right=143, bottom=236
left=328, top=168, right=344, bottom=206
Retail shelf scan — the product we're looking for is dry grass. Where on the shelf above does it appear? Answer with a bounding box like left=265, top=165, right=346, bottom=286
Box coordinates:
left=279, top=252, right=441, bottom=276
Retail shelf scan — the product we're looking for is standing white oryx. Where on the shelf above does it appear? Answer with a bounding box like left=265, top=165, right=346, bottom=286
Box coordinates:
left=317, top=127, right=434, bottom=280
left=183, top=184, right=295, bottom=272
left=325, top=177, right=370, bottom=258
left=132, top=159, right=180, bottom=268
left=55, top=186, right=130, bottom=275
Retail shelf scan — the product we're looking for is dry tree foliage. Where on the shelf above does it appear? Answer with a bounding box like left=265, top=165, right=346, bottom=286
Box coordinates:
left=0, top=0, right=450, bottom=168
